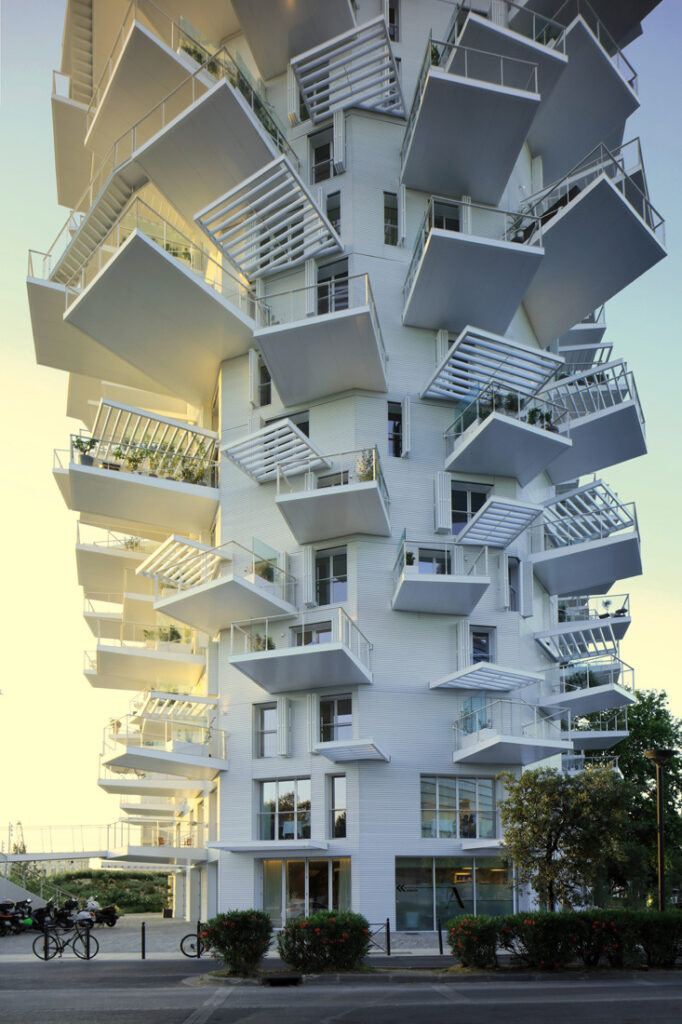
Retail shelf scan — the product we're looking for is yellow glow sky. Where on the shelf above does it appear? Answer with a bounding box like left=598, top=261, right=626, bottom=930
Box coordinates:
left=1, top=2, right=681, bottom=837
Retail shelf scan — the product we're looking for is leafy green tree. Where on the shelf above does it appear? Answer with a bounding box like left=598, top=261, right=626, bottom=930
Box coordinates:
left=499, top=767, right=629, bottom=911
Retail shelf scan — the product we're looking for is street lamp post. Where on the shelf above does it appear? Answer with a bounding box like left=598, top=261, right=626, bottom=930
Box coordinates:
left=644, top=748, right=675, bottom=912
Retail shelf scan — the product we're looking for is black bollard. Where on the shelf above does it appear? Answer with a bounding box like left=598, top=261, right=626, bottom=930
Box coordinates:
left=141, top=921, right=146, bottom=960
left=437, top=918, right=443, bottom=955
left=385, top=918, right=391, bottom=956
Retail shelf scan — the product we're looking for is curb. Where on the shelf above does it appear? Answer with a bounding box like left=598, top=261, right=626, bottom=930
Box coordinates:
left=197, top=967, right=677, bottom=987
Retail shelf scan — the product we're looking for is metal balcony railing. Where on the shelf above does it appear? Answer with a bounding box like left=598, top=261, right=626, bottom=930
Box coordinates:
left=57, top=429, right=219, bottom=488
left=403, top=196, right=542, bottom=306
left=541, top=361, right=644, bottom=427
left=453, top=698, right=565, bottom=750
left=402, top=33, right=538, bottom=167
left=558, top=594, right=630, bottom=623
left=76, top=522, right=160, bottom=556
left=392, top=534, right=490, bottom=587
left=562, top=753, right=620, bottom=773
left=531, top=500, right=638, bottom=554
left=568, top=707, right=629, bottom=737
left=84, top=594, right=123, bottom=619
left=230, top=607, right=373, bottom=673
left=107, top=818, right=206, bottom=850
left=87, top=619, right=203, bottom=654
left=549, top=0, right=638, bottom=92
left=103, top=712, right=226, bottom=760
left=444, top=380, right=569, bottom=456
left=541, top=655, right=635, bottom=703
left=276, top=446, right=390, bottom=509
left=446, top=1, right=567, bottom=53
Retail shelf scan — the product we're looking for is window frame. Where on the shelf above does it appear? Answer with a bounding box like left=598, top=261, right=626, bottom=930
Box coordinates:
left=451, top=483, right=490, bottom=535
left=258, top=777, right=312, bottom=841
left=420, top=775, right=496, bottom=840
left=470, top=627, right=495, bottom=664
left=255, top=702, right=278, bottom=758
left=315, top=545, right=348, bottom=606
left=310, top=128, right=336, bottom=184
left=329, top=775, right=347, bottom=838
left=319, top=693, right=353, bottom=744
left=387, top=401, right=403, bottom=457
left=383, top=191, right=399, bottom=246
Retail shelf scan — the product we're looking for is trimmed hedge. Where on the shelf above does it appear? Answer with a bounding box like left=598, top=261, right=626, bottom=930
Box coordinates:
left=446, top=910, right=682, bottom=971
left=204, top=910, right=273, bottom=976
left=277, top=910, right=372, bottom=972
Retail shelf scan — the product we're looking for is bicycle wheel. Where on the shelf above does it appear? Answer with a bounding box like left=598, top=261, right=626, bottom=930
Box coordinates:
left=72, top=932, right=99, bottom=960
left=180, top=933, right=202, bottom=958
left=33, top=934, right=59, bottom=961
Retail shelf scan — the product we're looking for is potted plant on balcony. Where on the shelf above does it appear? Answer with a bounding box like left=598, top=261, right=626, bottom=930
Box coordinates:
left=73, top=436, right=96, bottom=466
left=254, top=559, right=275, bottom=583
left=356, top=449, right=375, bottom=482
left=252, top=633, right=275, bottom=651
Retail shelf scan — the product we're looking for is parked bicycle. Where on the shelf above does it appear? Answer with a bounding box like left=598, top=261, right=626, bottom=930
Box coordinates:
left=32, top=925, right=99, bottom=961
left=180, top=929, right=210, bottom=958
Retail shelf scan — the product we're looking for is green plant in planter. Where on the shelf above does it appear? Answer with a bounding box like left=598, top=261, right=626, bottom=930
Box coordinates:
left=526, top=406, right=542, bottom=426
left=158, top=624, right=183, bottom=643
left=356, top=449, right=375, bottom=482
left=252, top=632, right=275, bottom=652
left=124, top=446, right=147, bottom=473
left=405, top=550, right=415, bottom=567
left=254, top=560, right=275, bottom=583
left=123, top=536, right=142, bottom=551
left=503, top=392, right=520, bottom=415
left=73, top=436, right=96, bottom=455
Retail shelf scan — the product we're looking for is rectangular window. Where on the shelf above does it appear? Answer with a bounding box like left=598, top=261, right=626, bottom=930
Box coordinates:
left=420, top=777, right=496, bottom=839
left=258, top=778, right=311, bottom=840
left=311, top=129, right=335, bottom=183
left=315, top=546, right=348, bottom=605
left=387, top=0, right=400, bottom=41
left=383, top=191, right=399, bottom=245
left=451, top=484, right=489, bottom=535
left=258, top=357, right=272, bottom=407
left=326, top=191, right=341, bottom=236
left=291, top=621, right=333, bottom=647
left=470, top=628, right=494, bottom=664
left=388, top=401, right=403, bottom=456
left=320, top=694, right=352, bottom=743
left=255, top=703, right=277, bottom=758
left=418, top=547, right=451, bottom=575
left=262, top=858, right=350, bottom=926
left=317, top=258, right=349, bottom=314
left=330, top=775, right=347, bottom=837
left=266, top=409, right=310, bottom=437
left=507, top=556, right=520, bottom=612
left=395, top=856, right=512, bottom=930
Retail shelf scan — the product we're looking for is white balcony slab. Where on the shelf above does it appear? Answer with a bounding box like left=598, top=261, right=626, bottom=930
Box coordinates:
left=392, top=569, right=490, bottom=616
left=104, top=747, right=228, bottom=780
left=120, top=799, right=185, bottom=818
left=313, top=740, right=389, bottom=762
left=403, top=229, right=543, bottom=336
left=106, top=844, right=207, bottom=864
left=445, top=413, right=572, bottom=486
left=52, top=93, right=90, bottom=209
left=76, top=542, right=150, bottom=597
left=541, top=683, right=637, bottom=716
left=431, top=663, right=544, bottom=692
left=84, top=608, right=122, bottom=639
left=98, top=776, right=212, bottom=798
left=209, top=840, right=329, bottom=854
left=85, top=645, right=205, bottom=692
left=276, top=481, right=391, bottom=544
left=527, top=18, right=638, bottom=184
left=530, top=530, right=642, bottom=596
left=546, top=401, right=647, bottom=483
left=402, top=66, right=539, bottom=205
left=556, top=314, right=607, bottom=353
left=54, top=461, right=218, bottom=535
left=453, top=733, right=573, bottom=765
left=64, top=232, right=255, bottom=407
left=255, top=308, right=387, bottom=407
left=231, top=0, right=356, bottom=79
left=524, top=176, right=666, bottom=346
left=456, top=498, right=541, bottom=548
left=569, top=727, right=629, bottom=751
left=230, top=644, right=372, bottom=693
left=155, top=575, right=297, bottom=635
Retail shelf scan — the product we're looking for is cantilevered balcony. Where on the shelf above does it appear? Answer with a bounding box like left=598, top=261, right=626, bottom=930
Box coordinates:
left=535, top=594, right=630, bottom=662
left=231, top=0, right=356, bottom=79
left=443, top=383, right=571, bottom=486
left=98, top=761, right=212, bottom=799
left=275, top=448, right=391, bottom=544
left=60, top=200, right=256, bottom=407
left=452, top=698, right=572, bottom=765
left=137, top=536, right=297, bottom=635
left=53, top=420, right=219, bottom=536
left=84, top=595, right=123, bottom=640
left=391, top=537, right=490, bottom=615
left=401, top=35, right=539, bottom=204
left=84, top=622, right=205, bottom=692
left=539, top=361, right=646, bottom=482
left=403, top=197, right=543, bottom=335
left=523, top=141, right=666, bottom=345
left=291, top=16, right=404, bottom=123
left=529, top=481, right=641, bottom=595
left=556, top=305, right=607, bottom=356
left=106, top=819, right=208, bottom=864
left=254, top=275, right=387, bottom=406
left=540, top=655, right=636, bottom=716
left=558, top=593, right=632, bottom=639
left=120, top=795, right=185, bottom=818
left=51, top=71, right=90, bottom=209
left=562, top=753, right=621, bottom=775
left=230, top=608, right=372, bottom=693
left=568, top=708, right=629, bottom=750
left=76, top=523, right=159, bottom=598
left=101, top=713, right=227, bottom=780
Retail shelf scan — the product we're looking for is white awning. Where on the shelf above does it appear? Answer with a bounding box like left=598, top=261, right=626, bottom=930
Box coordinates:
left=457, top=497, right=541, bottom=547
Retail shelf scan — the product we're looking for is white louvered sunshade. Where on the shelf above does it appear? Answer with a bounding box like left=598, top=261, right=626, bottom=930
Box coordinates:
left=136, top=534, right=219, bottom=588
left=222, top=419, right=329, bottom=484
left=456, top=497, right=541, bottom=548
left=534, top=622, right=619, bottom=662
left=89, top=401, right=218, bottom=466
left=542, top=481, right=637, bottom=547
left=430, top=662, right=544, bottom=691
left=291, top=16, right=404, bottom=123
left=195, top=156, right=342, bottom=280
left=421, top=327, right=563, bottom=403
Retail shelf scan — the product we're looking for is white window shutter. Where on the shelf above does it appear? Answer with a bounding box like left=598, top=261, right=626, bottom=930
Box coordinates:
left=248, top=413, right=263, bottom=434
left=398, top=183, right=407, bottom=245
left=248, top=349, right=260, bottom=408
left=307, top=692, right=320, bottom=751
left=436, top=328, right=450, bottom=365
left=455, top=620, right=471, bottom=670
left=520, top=560, right=534, bottom=618
left=277, top=697, right=291, bottom=756
left=531, top=154, right=544, bottom=194
left=401, top=396, right=411, bottom=458
left=501, top=553, right=510, bottom=610
left=434, top=472, right=451, bottom=533
left=490, top=0, right=508, bottom=28
left=302, top=545, right=315, bottom=607
left=305, top=259, right=316, bottom=316
left=286, top=64, right=299, bottom=125
left=333, top=111, right=346, bottom=173
left=460, top=195, right=472, bottom=234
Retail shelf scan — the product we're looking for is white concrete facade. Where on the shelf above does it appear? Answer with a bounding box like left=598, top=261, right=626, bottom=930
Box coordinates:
left=30, top=0, right=664, bottom=926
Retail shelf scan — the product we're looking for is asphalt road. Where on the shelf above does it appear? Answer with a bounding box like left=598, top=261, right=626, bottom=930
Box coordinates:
left=1, top=962, right=681, bottom=1024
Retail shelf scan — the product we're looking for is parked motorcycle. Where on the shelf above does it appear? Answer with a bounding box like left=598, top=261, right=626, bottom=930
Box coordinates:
left=94, top=905, right=119, bottom=927
left=0, top=898, right=33, bottom=935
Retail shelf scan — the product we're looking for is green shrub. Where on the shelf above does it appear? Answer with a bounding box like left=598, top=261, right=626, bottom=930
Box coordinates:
left=498, top=912, right=576, bottom=970
left=446, top=915, right=498, bottom=968
left=204, top=910, right=273, bottom=976
left=629, top=911, right=682, bottom=968
left=277, top=910, right=372, bottom=972
left=46, top=869, right=169, bottom=913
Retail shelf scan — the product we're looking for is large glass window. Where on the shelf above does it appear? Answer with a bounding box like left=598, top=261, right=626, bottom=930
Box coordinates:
left=326, top=191, right=341, bottom=236
left=418, top=547, right=451, bottom=575
left=315, top=547, right=348, bottom=605
left=383, top=192, right=398, bottom=246
left=291, top=621, right=332, bottom=647
left=255, top=703, right=277, bottom=758
left=451, top=485, right=489, bottom=535
left=258, top=778, right=311, bottom=840
left=317, top=259, right=349, bottom=314
left=395, top=857, right=434, bottom=931
left=387, top=402, right=403, bottom=456
left=462, top=693, right=490, bottom=734
left=311, top=129, right=335, bottom=183
left=471, top=628, right=494, bottom=664
left=262, top=858, right=351, bottom=926
left=258, top=358, right=272, bottom=407
left=395, top=857, right=513, bottom=930
left=330, top=775, right=347, bottom=837
left=420, top=777, right=495, bottom=839
left=320, top=695, right=352, bottom=743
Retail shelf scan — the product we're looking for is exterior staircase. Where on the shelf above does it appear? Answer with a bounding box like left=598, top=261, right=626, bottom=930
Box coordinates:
left=69, top=0, right=94, bottom=104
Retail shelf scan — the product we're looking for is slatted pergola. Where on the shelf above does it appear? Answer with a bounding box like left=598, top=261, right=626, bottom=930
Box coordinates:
left=222, top=419, right=329, bottom=484
left=87, top=400, right=218, bottom=471
left=457, top=497, right=541, bottom=548
left=430, top=662, right=545, bottom=691
left=541, top=481, right=637, bottom=549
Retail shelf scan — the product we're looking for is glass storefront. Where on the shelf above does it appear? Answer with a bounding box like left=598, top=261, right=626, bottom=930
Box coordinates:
left=395, top=857, right=513, bottom=930
left=262, top=858, right=351, bottom=926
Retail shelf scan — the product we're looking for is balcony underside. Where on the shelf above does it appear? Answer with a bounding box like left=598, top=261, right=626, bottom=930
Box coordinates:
left=255, top=309, right=387, bottom=407
left=98, top=776, right=211, bottom=797
left=84, top=610, right=122, bottom=640
left=453, top=734, right=573, bottom=765
left=155, top=575, right=297, bottom=635
left=76, top=544, right=149, bottom=596
left=392, top=572, right=490, bottom=616
left=556, top=317, right=607, bottom=352
left=106, top=844, right=207, bottom=864
left=230, top=0, right=356, bottom=79
left=276, top=482, right=391, bottom=544
left=52, top=93, right=91, bottom=209
left=445, top=413, right=571, bottom=486
left=314, top=739, right=389, bottom=762
left=530, top=531, right=642, bottom=596
left=54, top=462, right=219, bottom=535
left=524, top=177, right=666, bottom=346
left=402, top=68, right=539, bottom=205
left=513, top=0, right=659, bottom=49
left=85, top=24, right=201, bottom=156
left=28, top=277, right=167, bottom=393
left=527, top=19, right=638, bottom=183
left=104, top=747, right=227, bottom=780
left=120, top=799, right=184, bottom=817
left=430, top=662, right=544, bottom=692
left=85, top=646, right=205, bottom=692
left=570, top=729, right=629, bottom=751
left=541, top=682, right=637, bottom=716
left=64, top=232, right=255, bottom=407
left=403, top=230, right=543, bottom=335
left=230, top=644, right=372, bottom=693
left=546, top=402, right=646, bottom=483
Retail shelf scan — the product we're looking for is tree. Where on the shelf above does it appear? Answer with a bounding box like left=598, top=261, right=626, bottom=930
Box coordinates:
left=499, top=766, right=629, bottom=911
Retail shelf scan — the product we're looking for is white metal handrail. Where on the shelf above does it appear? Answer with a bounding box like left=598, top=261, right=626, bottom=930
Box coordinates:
left=230, top=607, right=372, bottom=672
left=560, top=655, right=635, bottom=694
left=444, top=380, right=569, bottom=454
left=550, top=0, right=638, bottom=92
left=108, top=818, right=206, bottom=850
left=569, top=707, right=628, bottom=734
left=392, top=536, right=489, bottom=585
left=275, top=446, right=390, bottom=510
left=541, top=361, right=644, bottom=427
left=558, top=593, right=630, bottom=623
left=64, top=431, right=219, bottom=488
left=103, top=712, right=226, bottom=760
left=563, top=753, right=620, bottom=772
left=447, top=1, right=567, bottom=53
left=76, top=522, right=159, bottom=555
left=532, top=499, right=638, bottom=553
left=89, top=619, right=202, bottom=652
left=453, top=698, right=565, bottom=749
